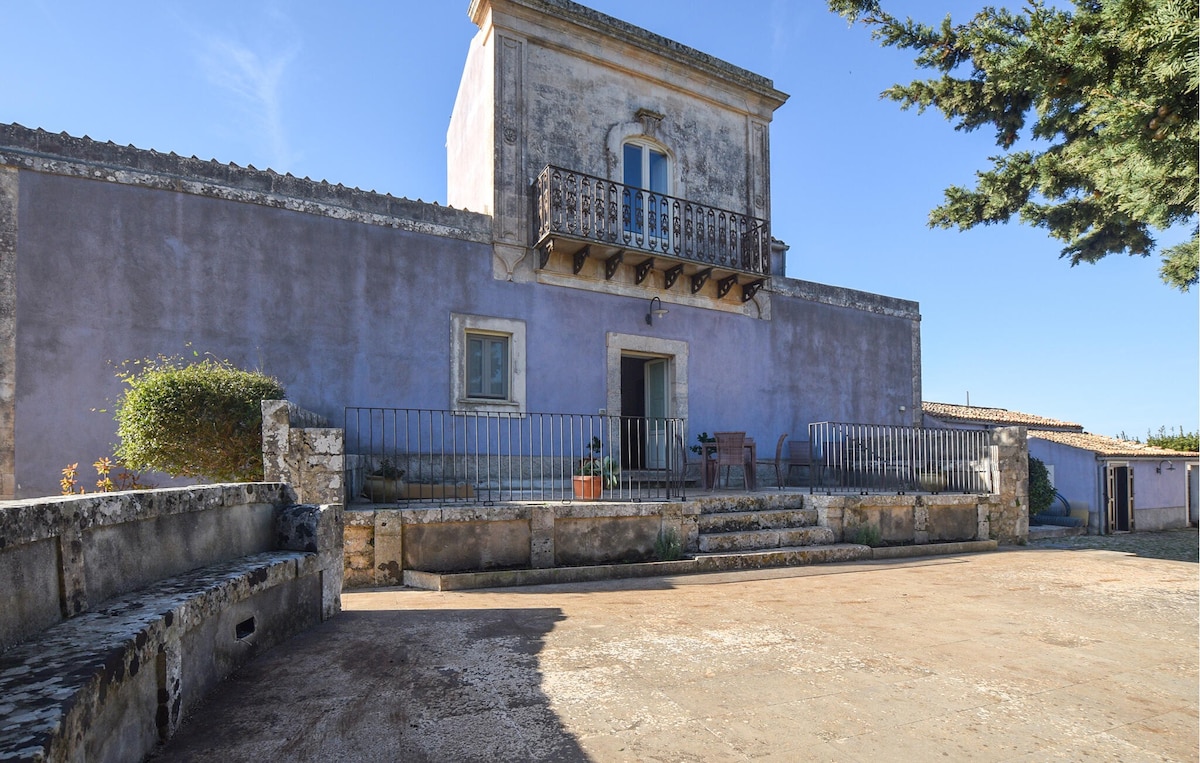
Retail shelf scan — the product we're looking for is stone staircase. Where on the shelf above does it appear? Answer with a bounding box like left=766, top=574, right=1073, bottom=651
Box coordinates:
left=690, top=493, right=868, bottom=571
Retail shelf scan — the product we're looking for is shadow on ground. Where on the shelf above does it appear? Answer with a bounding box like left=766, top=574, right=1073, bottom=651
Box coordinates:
left=1026, top=527, right=1198, bottom=563
left=150, top=608, right=586, bottom=763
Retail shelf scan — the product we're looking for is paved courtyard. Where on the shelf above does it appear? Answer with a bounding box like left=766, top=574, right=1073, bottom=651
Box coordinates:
left=155, top=530, right=1198, bottom=761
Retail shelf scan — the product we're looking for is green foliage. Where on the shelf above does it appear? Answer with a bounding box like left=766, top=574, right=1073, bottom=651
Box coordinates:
left=371, top=458, right=405, bottom=479
left=828, top=0, right=1199, bottom=290
left=114, top=356, right=284, bottom=482
left=852, top=524, right=882, bottom=547
left=689, top=432, right=715, bottom=456
left=575, top=436, right=621, bottom=488
left=1028, top=456, right=1055, bottom=517
left=1146, top=426, right=1199, bottom=453
left=654, top=528, right=683, bottom=561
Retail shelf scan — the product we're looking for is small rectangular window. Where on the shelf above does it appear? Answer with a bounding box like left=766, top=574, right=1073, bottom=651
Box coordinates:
left=467, top=333, right=509, bottom=400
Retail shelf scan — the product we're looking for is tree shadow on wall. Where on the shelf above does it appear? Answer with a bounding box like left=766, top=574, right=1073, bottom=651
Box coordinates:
left=150, top=608, right=588, bottom=762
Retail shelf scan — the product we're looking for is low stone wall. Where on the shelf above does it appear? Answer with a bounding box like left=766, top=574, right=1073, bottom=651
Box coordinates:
left=812, top=493, right=997, bottom=544
left=345, top=501, right=696, bottom=587
left=0, top=484, right=343, bottom=762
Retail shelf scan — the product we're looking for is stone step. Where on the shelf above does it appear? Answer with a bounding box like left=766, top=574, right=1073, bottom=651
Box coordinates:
left=698, top=508, right=818, bottom=534
left=692, top=543, right=870, bottom=572
left=697, top=526, right=835, bottom=553
left=689, top=493, right=808, bottom=515
left=1028, top=524, right=1088, bottom=540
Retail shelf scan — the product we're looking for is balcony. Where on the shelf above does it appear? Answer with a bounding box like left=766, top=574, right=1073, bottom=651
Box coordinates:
left=533, top=165, right=770, bottom=302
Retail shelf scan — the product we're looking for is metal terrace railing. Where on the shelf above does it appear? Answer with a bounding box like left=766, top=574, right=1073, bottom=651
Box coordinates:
left=533, top=165, right=771, bottom=276
left=344, top=408, right=687, bottom=505
left=808, top=422, right=996, bottom=495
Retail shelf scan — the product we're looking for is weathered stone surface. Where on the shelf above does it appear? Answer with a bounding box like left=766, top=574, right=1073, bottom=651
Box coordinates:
left=0, top=124, right=491, bottom=242
left=0, top=483, right=343, bottom=763
left=697, top=508, right=817, bottom=533
left=991, top=426, right=1030, bottom=544
left=555, top=516, right=661, bottom=566
left=0, top=165, right=15, bottom=501
left=697, top=526, right=835, bottom=553
left=0, top=552, right=311, bottom=763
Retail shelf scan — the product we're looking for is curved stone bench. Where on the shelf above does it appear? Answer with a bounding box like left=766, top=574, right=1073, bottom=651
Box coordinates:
left=0, top=487, right=342, bottom=763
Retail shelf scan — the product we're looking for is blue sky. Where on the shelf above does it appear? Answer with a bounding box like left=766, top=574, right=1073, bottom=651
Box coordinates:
left=4, top=0, right=1196, bottom=439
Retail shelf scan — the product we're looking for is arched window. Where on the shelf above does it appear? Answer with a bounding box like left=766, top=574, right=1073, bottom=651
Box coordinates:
left=623, top=140, right=669, bottom=194
left=622, top=139, right=670, bottom=246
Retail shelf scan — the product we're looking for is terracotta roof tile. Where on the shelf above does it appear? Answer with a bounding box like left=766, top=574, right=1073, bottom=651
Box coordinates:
left=922, top=402, right=1083, bottom=431
left=1029, top=430, right=1200, bottom=459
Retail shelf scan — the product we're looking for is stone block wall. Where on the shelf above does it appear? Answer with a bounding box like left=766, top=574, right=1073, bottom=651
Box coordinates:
left=262, top=399, right=344, bottom=506
left=813, top=493, right=999, bottom=545
left=344, top=501, right=695, bottom=588
left=990, top=426, right=1029, bottom=544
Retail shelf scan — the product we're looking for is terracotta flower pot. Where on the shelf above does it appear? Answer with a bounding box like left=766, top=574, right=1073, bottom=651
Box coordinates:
left=572, top=475, right=603, bottom=500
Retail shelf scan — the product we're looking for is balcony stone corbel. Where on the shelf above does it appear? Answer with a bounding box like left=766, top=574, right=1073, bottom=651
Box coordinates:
left=493, top=242, right=529, bottom=282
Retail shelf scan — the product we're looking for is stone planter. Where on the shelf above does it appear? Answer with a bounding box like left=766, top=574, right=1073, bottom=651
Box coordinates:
left=364, top=476, right=405, bottom=503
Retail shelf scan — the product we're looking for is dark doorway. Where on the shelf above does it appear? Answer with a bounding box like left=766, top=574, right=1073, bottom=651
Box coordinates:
left=620, top=356, right=646, bottom=469
left=1106, top=465, right=1134, bottom=532
left=619, top=354, right=670, bottom=471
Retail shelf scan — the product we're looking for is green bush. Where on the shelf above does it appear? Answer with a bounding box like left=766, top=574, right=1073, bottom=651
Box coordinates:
left=1145, top=426, right=1199, bottom=453
left=852, top=524, right=882, bottom=547
left=1028, top=456, right=1055, bottom=518
left=654, top=528, right=683, bottom=561
left=114, top=356, right=284, bottom=482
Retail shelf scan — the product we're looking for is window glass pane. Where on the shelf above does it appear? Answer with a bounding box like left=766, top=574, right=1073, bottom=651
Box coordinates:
left=487, top=338, right=508, bottom=398
left=467, top=338, right=483, bottom=397
left=623, top=144, right=642, bottom=189
left=467, top=333, right=509, bottom=400
left=648, top=149, right=668, bottom=193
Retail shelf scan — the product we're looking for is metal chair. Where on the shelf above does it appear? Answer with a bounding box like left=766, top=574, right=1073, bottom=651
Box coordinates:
left=786, top=440, right=812, bottom=487
left=768, top=433, right=788, bottom=490
left=712, top=431, right=748, bottom=489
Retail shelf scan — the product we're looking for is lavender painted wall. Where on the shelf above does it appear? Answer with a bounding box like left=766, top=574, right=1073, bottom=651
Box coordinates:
left=12, top=168, right=918, bottom=497
left=1030, top=438, right=1192, bottom=532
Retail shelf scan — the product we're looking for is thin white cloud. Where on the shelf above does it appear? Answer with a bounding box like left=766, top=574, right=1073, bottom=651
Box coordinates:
left=194, top=7, right=301, bottom=171
left=769, top=0, right=797, bottom=76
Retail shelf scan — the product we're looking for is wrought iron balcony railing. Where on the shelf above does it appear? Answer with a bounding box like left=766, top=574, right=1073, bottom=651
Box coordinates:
left=533, top=165, right=771, bottom=278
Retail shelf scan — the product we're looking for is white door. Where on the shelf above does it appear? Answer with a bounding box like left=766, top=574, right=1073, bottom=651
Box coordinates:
left=644, top=358, right=669, bottom=469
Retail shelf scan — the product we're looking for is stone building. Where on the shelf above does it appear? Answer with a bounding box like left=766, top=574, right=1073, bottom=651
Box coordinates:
left=0, top=0, right=923, bottom=499
left=923, top=402, right=1198, bottom=533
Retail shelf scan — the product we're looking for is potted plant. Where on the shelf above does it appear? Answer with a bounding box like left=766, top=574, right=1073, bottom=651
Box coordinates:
left=573, top=436, right=619, bottom=500
left=364, top=457, right=406, bottom=502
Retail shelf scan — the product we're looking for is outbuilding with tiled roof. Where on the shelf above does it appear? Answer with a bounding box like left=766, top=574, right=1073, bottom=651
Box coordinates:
left=921, top=401, right=1197, bottom=534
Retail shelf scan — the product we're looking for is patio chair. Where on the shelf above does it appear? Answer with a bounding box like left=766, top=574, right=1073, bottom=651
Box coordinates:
left=764, top=433, right=788, bottom=490
left=712, top=431, right=749, bottom=489
left=786, top=440, right=812, bottom=487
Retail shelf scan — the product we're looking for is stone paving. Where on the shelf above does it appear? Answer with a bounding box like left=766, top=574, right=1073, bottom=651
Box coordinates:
left=1027, top=527, right=1198, bottom=563
left=154, top=534, right=1198, bottom=762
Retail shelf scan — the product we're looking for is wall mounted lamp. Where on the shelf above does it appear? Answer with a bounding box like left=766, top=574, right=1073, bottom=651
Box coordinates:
left=645, top=296, right=668, bottom=326
left=1156, top=460, right=1175, bottom=474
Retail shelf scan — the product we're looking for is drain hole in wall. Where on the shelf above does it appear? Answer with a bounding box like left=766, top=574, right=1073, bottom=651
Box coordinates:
left=235, top=617, right=256, bottom=641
